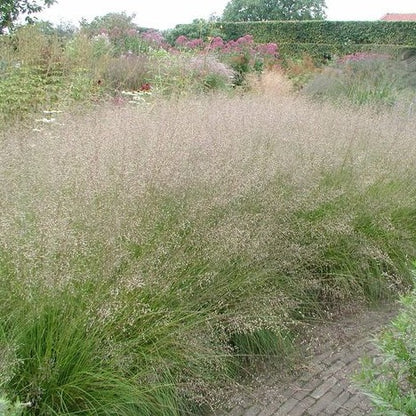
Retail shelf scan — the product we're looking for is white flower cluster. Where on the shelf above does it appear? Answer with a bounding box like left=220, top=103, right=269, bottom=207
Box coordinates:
left=121, top=90, right=151, bottom=105
left=33, top=110, right=63, bottom=130
left=93, top=33, right=111, bottom=46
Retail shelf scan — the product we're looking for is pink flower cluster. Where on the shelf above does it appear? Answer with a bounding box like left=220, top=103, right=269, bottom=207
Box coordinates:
left=175, top=35, right=191, bottom=47
left=257, top=43, right=279, bottom=56
left=175, top=34, right=278, bottom=60
left=219, top=35, right=255, bottom=54
left=175, top=36, right=204, bottom=49
left=97, top=27, right=170, bottom=50
left=209, top=37, right=225, bottom=49
left=141, top=30, right=168, bottom=48
left=126, top=28, right=138, bottom=37
left=189, top=56, right=234, bottom=80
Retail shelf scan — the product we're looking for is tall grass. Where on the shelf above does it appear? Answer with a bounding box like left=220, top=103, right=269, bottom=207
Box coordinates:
left=304, top=52, right=416, bottom=108
left=1, top=94, right=416, bottom=414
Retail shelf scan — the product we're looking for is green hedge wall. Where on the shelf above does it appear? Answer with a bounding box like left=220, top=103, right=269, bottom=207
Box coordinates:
left=167, top=20, right=416, bottom=61
left=216, top=21, right=416, bottom=46
left=279, top=43, right=413, bottom=62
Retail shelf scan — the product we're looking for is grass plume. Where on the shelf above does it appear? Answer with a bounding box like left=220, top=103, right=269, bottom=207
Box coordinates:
left=1, top=93, right=416, bottom=414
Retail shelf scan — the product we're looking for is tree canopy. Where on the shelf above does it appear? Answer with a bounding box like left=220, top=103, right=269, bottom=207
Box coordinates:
left=0, top=0, right=56, bottom=32
left=80, top=12, right=139, bottom=36
left=222, top=0, right=327, bottom=21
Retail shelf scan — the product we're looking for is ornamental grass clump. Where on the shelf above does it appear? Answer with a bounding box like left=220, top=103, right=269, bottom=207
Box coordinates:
left=103, top=53, right=151, bottom=91
left=1, top=94, right=416, bottom=414
left=304, top=52, right=416, bottom=108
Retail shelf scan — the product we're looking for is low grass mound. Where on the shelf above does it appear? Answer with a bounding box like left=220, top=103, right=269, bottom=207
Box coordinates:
left=1, top=94, right=416, bottom=414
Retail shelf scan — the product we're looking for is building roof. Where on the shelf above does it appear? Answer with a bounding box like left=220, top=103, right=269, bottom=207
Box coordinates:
left=380, top=13, right=416, bottom=21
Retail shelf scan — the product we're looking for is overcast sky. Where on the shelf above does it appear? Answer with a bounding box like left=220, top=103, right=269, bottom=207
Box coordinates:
left=36, top=0, right=416, bottom=30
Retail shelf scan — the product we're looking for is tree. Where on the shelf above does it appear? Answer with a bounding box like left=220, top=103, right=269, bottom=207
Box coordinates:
left=80, top=12, right=139, bottom=36
left=222, top=0, right=327, bottom=21
left=165, top=18, right=224, bottom=45
left=0, top=0, right=56, bottom=32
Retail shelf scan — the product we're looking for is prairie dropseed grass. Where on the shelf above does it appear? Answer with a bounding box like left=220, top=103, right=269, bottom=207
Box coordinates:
left=1, top=93, right=416, bottom=414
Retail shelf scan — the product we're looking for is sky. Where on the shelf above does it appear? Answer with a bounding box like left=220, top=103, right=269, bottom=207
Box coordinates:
left=35, top=0, right=416, bottom=30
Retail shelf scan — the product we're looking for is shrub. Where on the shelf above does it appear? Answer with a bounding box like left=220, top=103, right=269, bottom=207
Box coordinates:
left=174, top=34, right=278, bottom=86
left=0, top=394, right=24, bottom=416
left=188, top=55, right=234, bottom=91
left=0, top=66, right=50, bottom=122
left=149, top=53, right=234, bottom=94
left=283, top=54, right=319, bottom=89
left=10, top=24, right=63, bottom=68
left=0, top=27, right=109, bottom=125
left=164, top=18, right=224, bottom=46
left=103, top=54, right=151, bottom=91
left=358, top=270, right=416, bottom=415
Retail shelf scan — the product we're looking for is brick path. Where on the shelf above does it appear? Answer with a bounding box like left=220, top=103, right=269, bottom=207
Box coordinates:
left=213, top=304, right=397, bottom=416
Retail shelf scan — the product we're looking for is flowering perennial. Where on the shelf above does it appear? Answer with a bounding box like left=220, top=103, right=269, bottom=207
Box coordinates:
left=175, top=34, right=279, bottom=81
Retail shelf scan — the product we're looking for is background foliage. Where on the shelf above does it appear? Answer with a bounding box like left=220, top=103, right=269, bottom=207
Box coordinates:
left=0, top=0, right=56, bottom=32
left=167, top=20, right=416, bottom=62
left=222, top=0, right=327, bottom=22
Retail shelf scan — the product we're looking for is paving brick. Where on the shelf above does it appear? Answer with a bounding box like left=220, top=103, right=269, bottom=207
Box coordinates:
left=334, top=391, right=352, bottom=406
left=292, top=387, right=310, bottom=401
left=287, top=396, right=315, bottom=416
left=308, top=390, right=339, bottom=415
left=325, top=351, right=345, bottom=365
left=322, top=390, right=350, bottom=415
left=228, top=406, right=246, bottom=416
left=280, top=385, right=301, bottom=399
left=257, top=401, right=281, bottom=416
left=244, top=404, right=263, bottom=416
left=213, top=306, right=397, bottom=416
left=341, top=393, right=367, bottom=411
left=328, top=384, right=344, bottom=398
left=312, top=352, right=330, bottom=363
left=274, top=397, right=300, bottom=415
left=319, top=360, right=346, bottom=378
left=343, top=349, right=365, bottom=365
left=310, top=376, right=338, bottom=400
left=301, top=376, right=322, bottom=392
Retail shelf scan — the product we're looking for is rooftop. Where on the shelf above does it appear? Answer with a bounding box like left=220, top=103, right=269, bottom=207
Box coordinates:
left=380, top=13, right=416, bottom=21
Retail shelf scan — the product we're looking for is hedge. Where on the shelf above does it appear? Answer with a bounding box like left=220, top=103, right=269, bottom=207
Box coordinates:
left=215, top=21, right=416, bottom=46
left=166, top=20, right=416, bottom=61
left=278, top=42, right=416, bottom=64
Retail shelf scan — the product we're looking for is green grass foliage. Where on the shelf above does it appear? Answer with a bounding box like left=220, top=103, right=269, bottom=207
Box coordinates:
left=358, top=269, right=416, bottom=415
